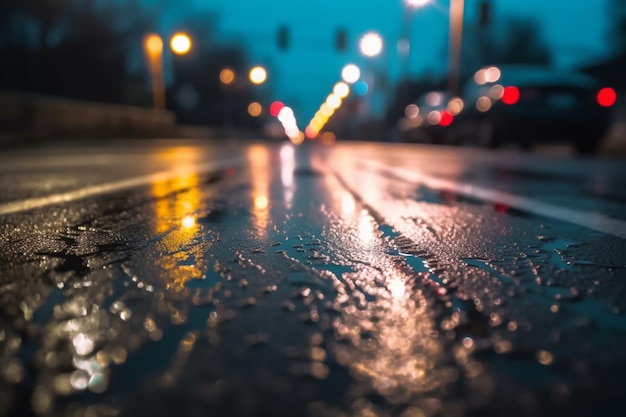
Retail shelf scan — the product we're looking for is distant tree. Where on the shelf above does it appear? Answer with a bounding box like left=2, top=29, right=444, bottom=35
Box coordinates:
left=0, top=0, right=151, bottom=103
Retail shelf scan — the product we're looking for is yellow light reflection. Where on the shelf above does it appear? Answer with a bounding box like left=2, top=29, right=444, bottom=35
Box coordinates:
left=247, top=145, right=270, bottom=234
left=254, top=195, right=269, bottom=210
left=219, top=68, right=235, bottom=85
left=320, top=103, right=334, bottom=117
left=333, top=82, right=350, bottom=98
left=152, top=171, right=205, bottom=292
left=326, top=94, right=342, bottom=109
left=181, top=215, right=196, bottom=229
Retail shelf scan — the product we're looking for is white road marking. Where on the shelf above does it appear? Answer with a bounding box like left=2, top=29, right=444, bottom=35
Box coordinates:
left=0, top=158, right=244, bottom=217
left=363, top=160, right=626, bottom=240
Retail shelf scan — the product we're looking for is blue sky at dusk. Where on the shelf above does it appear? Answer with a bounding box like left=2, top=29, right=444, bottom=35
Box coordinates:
left=177, top=0, right=612, bottom=122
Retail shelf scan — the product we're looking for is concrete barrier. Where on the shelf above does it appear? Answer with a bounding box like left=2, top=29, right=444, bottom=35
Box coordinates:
left=0, top=91, right=176, bottom=136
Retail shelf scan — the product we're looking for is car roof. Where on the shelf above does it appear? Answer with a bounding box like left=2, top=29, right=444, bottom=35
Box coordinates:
left=487, top=65, right=599, bottom=88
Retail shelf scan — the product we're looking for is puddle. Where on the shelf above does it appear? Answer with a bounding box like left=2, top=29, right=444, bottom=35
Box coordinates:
left=463, top=258, right=516, bottom=285
left=536, top=237, right=577, bottom=270
left=184, top=266, right=222, bottom=290
left=390, top=249, right=445, bottom=286
left=378, top=224, right=399, bottom=239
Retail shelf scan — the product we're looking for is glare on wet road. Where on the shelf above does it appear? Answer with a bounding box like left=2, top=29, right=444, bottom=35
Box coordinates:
left=1, top=141, right=626, bottom=417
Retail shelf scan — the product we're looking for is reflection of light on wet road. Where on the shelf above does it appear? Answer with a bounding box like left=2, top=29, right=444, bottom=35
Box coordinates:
left=151, top=170, right=205, bottom=292
left=320, top=175, right=455, bottom=405
left=280, top=143, right=295, bottom=209
left=181, top=215, right=196, bottom=229
left=247, top=145, right=270, bottom=235
left=341, top=191, right=356, bottom=215
left=254, top=195, right=269, bottom=210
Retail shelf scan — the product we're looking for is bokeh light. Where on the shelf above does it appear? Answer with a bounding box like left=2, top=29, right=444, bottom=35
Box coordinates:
left=144, top=34, right=163, bottom=56
left=170, top=33, right=191, bottom=55
left=447, top=97, right=464, bottom=115
left=333, top=82, right=350, bottom=98
left=354, top=81, right=369, bottom=96
left=248, top=102, right=262, bottom=117
left=249, top=66, right=267, bottom=84
left=405, top=0, right=431, bottom=7
left=270, top=101, right=285, bottom=117
left=341, top=64, right=361, bottom=84
left=326, top=94, right=342, bottom=109
left=405, top=104, right=419, bottom=118
left=219, top=68, right=235, bottom=85
left=597, top=87, right=617, bottom=107
left=476, top=96, right=492, bottom=112
left=359, top=32, right=383, bottom=57
left=319, top=131, right=337, bottom=146
left=501, top=86, right=520, bottom=105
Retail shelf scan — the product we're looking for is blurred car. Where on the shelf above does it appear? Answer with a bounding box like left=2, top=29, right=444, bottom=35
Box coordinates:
left=452, top=65, right=617, bottom=154
left=400, top=90, right=457, bottom=144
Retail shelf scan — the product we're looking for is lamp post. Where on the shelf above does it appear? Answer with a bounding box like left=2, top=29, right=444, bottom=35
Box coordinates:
left=144, top=34, right=165, bottom=110
left=143, top=32, right=193, bottom=110
left=400, top=0, right=430, bottom=79
left=448, top=0, right=464, bottom=95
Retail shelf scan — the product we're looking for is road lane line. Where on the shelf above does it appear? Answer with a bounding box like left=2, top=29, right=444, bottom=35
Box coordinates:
left=363, top=160, right=626, bottom=240
left=0, top=158, right=244, bottom=216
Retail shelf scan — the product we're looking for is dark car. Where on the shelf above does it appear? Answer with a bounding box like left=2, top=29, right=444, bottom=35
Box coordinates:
left=452, top=64, right=617, bottom=154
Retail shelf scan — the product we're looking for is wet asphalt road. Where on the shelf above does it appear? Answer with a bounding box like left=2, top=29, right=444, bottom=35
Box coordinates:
left=1, top=139, right=626, bottom=417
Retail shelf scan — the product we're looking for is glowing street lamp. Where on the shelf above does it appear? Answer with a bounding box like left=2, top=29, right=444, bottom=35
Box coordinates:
left=249, top=66, right=268, bottom=85
left=143, top=33, right=165, bottom=110
left=341, top=64, right=361, bottom=84
left=359, top=32, right=383, bottom=58
left=405, top=0, right=430, bottom=7
left=219, top=68, right=235, bottom=85
left=170, top=32, right=192, bottom=55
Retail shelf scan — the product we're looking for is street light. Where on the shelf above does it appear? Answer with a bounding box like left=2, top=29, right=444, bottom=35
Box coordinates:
left=144, top=32, right=195, bottom=109
left=341, top=64, right=361, bottom=84
left=359, top=32, right=383, bottom=57
left=249, top=66, right=267, bottom=85
left=170, top=32, right=192, bottom=55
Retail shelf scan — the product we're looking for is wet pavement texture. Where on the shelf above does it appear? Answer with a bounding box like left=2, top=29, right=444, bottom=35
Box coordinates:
left=1, top=140, right=626, bottom=417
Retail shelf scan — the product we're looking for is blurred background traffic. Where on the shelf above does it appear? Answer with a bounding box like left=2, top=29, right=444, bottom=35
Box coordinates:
left=1, top=0, right=624, bottom=152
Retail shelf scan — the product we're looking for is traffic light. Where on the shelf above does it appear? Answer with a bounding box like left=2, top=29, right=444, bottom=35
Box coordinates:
left=479, top=1, right=491, bottom=27
left=277, top=26, right=289, bottom=51
left=336, top=28, right=347, bottom=52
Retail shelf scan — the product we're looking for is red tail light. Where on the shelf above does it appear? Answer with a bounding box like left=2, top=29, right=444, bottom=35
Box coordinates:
left=597, top=87, right=616, bottom=107
left=501, top=86, right=520, bottom=105
left=439, top=110, right=453, bottom=126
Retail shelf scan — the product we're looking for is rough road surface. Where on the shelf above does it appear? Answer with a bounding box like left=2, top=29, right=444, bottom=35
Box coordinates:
left=1, top=141, right=626, bottom=417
